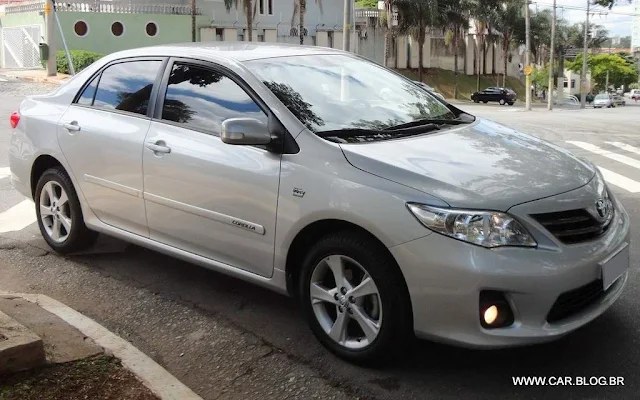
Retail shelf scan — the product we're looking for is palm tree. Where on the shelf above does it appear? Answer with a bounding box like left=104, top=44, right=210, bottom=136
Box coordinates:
left=493, top=0, right=524, bottom=86
left=438, top=0, right=471, bottom=99
left=469, top=0, right=499, bottom=91
left=291, top=0, right=324, bottom=45
left=224, top=0, right=255, bottom=41
left=394, top=0, right=438, bottom=82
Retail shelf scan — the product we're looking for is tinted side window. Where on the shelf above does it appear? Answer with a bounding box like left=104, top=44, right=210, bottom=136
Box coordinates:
left=161, top=63, right=266, bottom=135
left=77, top=75, right=99, bottom=106
left=93, top=60, right=162, bottom=116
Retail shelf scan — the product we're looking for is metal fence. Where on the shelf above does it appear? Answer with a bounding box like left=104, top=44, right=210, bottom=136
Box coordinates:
left=4, top=1, right=44, bottom=14
left=1, top=24, right=43, bottom=68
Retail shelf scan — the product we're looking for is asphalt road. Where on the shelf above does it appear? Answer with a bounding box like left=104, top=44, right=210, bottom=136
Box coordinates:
left=1, top=81, right=640, bottom=400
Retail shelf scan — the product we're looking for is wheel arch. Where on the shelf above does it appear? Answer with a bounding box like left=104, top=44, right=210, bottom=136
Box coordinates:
left=284, top=219, right=412, bottom=311
left=30, top=154, right=65, bottom=199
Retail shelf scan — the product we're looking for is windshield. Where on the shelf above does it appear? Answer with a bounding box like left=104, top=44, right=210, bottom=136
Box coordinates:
left=595, top=94, right=609, bottom=99
left=245, top=54, right=456, bottom=134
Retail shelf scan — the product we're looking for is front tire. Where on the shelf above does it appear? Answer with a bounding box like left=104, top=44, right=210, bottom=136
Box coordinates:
left=35, top=167, right=98, bottom=254
left=499, top=99, right=506, bottom=105
left=300, top=232, right=412, bottom=365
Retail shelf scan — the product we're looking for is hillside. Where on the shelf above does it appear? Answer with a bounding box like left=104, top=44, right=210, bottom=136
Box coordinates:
left=396, top=68, right=529, bottom=102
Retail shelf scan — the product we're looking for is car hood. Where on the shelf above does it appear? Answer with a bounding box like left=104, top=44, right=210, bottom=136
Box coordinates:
left=339, top=118, right=595, bottom=211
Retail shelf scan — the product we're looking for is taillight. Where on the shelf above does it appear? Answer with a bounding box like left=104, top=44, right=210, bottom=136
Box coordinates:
left=10, top=112, right=20, bottom=129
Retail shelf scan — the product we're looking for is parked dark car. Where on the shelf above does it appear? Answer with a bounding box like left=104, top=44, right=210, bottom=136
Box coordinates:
left=471, top=87, right=517, bottom=106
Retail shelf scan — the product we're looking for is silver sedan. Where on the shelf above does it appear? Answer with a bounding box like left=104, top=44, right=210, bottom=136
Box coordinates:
left=8, top=43, right=630, bottom=364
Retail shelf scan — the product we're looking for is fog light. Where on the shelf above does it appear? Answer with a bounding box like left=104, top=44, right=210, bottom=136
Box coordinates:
left=479, top=290, right=515, bottom=329
left=483, top=305, right=498, bottom=325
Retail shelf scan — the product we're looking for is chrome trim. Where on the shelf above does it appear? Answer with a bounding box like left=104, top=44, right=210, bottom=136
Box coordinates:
left=84, top=174, right=142, bottom=198
left=143, top=192, right=266, bottom=235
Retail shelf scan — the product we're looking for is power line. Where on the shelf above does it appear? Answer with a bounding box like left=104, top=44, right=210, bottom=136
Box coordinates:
left=532, top=1, right=640, bottom=18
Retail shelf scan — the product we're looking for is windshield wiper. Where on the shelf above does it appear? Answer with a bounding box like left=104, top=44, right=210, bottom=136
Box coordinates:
left=383, top=118, right=470, bottom=131
left=316, top=125, right=442, bottom=143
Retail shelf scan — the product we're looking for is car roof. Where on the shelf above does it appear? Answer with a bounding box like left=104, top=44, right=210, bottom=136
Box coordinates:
left=105, top=42, right=347, bottom=63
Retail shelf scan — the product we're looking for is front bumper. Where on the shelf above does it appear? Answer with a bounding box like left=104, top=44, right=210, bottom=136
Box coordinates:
left=391, top=185, right=630, bottom=349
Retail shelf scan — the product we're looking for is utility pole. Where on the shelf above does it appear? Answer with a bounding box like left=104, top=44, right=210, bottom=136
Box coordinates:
left=383, top=1, right=393, bottom=67
left=525, top=1, right=532, bottom=111
left=191, top=0, right=197, bottom=42
left=548, top=0, right=556, bottom=110
left=45, top=0, right=56, bottom=76
left=343, top=0, right=351, bottom=52
left=580, top=1, right=590, bottom=109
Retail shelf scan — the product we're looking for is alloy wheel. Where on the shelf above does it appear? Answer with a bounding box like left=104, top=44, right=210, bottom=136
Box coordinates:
left=309, top=254, right=382, bottom=350
left=39, top=181, right=72, bottom=243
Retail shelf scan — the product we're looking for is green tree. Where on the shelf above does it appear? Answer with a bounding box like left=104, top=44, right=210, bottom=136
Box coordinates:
left=224, top=0, right=255, bottom=41
left=493, top=0, right=524, bottom=86
left=593, top=0, right=632, bottom=8
left=394, top=0, right=439, bottom=82
left=566, top=53, right=637, bottom=91
left=438, top=0, right=471, bottom=99
left=356, top=0, right=379, bottom=7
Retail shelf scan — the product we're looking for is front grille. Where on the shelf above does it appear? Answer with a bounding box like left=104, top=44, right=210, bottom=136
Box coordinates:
left=547, top=280, right=604, bottom=323
left=530, top=209, right=612, bottom=244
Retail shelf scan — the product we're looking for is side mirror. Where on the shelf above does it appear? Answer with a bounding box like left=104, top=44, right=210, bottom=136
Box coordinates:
left=221, top=118, right=271, bottom=145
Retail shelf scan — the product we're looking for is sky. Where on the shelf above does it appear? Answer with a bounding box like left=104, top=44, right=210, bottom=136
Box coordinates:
left=534, top=0, right=637, bottom=39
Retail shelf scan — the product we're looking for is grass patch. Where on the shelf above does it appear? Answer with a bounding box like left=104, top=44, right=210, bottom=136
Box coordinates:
left=396, top=68, right=529, bottom=102
left=0, top=355, right=158, bottom=400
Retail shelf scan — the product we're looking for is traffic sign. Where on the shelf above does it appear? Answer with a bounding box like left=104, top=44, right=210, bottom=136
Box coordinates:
left=523, top=65, right=533, bottom=76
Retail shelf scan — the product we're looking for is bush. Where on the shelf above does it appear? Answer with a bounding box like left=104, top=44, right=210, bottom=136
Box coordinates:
left=56, top=50, right=104, bottom=74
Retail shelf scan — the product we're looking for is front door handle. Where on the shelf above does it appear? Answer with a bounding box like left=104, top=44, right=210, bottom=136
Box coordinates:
left=146, top=141, right=171, bottom=154
left=62, top=122, right=81, bottom=132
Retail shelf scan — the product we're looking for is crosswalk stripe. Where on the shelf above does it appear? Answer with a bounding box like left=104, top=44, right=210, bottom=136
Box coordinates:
left=0, top=200, right=37, bottom=233
left=566, top=141, right=640, bottom=170
left=606, top=142, right=640, bottom=156
left=597, top=166, right=640, bottom=193
left=0, top=167, right=10, bottom=179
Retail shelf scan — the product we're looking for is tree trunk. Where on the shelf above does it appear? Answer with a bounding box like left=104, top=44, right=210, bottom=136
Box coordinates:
left=476, top=35, right=480, bottom=92
left=453, top=30, right=458, bottom=99
left=503, top=36, right=508, bottom=87
left=482, top=39, right=488, bottom=75
left=384, top=2, right=393, bottom=67
left=418, top=27, right=424, bottom=82
left=246, top=0, right=253, bottom=41
left=299, top=0, right=305, bottom=45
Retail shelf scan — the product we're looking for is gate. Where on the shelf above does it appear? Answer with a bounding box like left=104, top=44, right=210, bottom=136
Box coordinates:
left=1, top=25, right=43, bottom=69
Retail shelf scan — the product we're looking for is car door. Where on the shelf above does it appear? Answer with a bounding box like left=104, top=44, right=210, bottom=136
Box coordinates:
left=142, top=59, right=281, bottom=278
left=57, top=57, right=165, bottom=237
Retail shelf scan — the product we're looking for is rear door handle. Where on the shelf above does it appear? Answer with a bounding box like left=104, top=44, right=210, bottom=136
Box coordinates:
left=63, top=122, right=81, bottom=132
left=146, top=141, right=171, bottom=154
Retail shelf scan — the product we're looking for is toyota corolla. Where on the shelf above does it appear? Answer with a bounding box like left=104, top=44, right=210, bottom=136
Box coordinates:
left=8, top=43, right=630, bottom=364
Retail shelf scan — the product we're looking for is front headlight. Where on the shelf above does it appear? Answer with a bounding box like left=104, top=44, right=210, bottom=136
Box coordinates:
left=407, top=203, right=537, bottom=248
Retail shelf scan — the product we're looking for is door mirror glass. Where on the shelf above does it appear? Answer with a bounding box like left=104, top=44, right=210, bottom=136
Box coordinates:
left=221, top=118, right=272, bottom=145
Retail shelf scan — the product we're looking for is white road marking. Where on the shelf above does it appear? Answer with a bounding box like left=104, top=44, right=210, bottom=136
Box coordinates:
left=597, top=166, right=640, bottom=193
left=606, top=142, right=640, bottom=157
left=0, top=292, right=203, bottom=400
left=0, top=200, right=37, bottom=233
left=566, top=141, right=640, bottom=170
left=0, top=167, right=11, bottom=179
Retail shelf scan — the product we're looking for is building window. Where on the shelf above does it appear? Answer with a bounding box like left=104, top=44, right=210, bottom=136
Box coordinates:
left=74, top=20, right=89, bottom=37
left=111, top=21, right=124, bottom=37
left=259, top=0, right=273, bottom=15
left=146, top=22, right=158, bottom=37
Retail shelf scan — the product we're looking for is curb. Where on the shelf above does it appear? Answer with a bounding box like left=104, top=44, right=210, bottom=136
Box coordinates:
left=0, top=291, right=203, bottom=400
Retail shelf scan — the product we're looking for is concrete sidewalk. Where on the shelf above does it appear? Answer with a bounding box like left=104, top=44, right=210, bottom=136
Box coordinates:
left=0, top=69, right=70, bottom=85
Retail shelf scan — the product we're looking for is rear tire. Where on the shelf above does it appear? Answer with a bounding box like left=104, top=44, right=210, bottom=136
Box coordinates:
left=508, top=102, right=514, bottom=106
left=299, top=231, right=413, bottom=365
left=499, top=99, right=506, bottom=105
left=35, top=167, right=98, bottom=254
